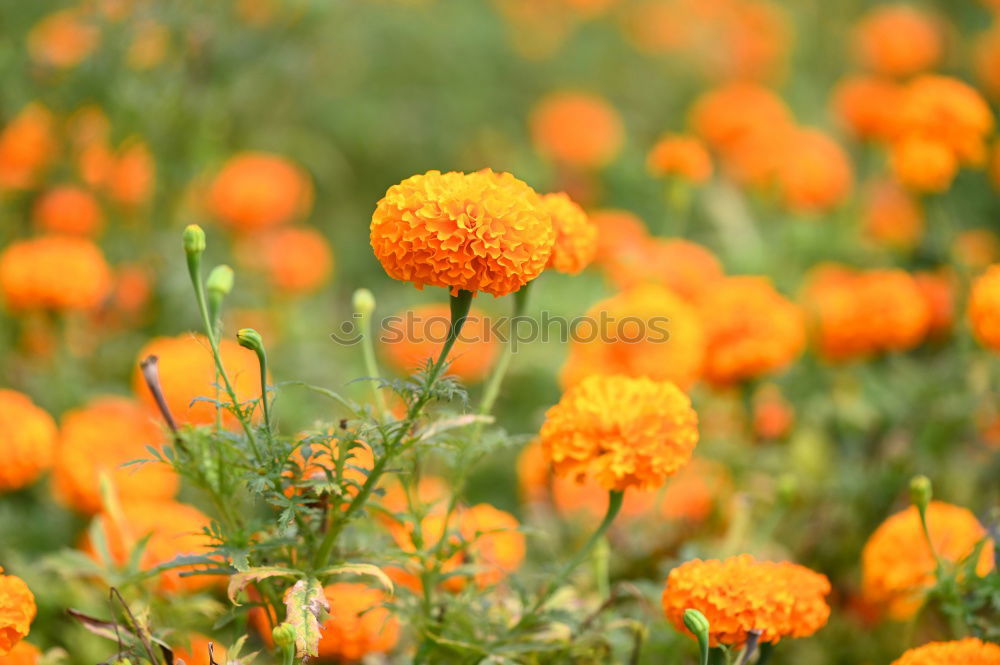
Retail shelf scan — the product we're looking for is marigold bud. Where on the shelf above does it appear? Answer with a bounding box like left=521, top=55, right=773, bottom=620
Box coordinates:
left=182, top=224, right=206, bottom=255
left=909, top=475, right=932, bottom=512
left=272, top=623, right=296, bottom=649
left=683, top=607, right=711, bottom=639
left=206, top=265, right=234, bottom=296
left=236, top=328, right=265, bottom=355
left=352, top=288, right=375, bottom=317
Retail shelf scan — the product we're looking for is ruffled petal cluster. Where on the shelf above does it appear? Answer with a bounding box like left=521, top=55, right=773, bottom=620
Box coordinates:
left=541, top=192, right=597, bottom=275
left=661, top=555, right=831, bottom=646
left=370, top=170, right=554, bottom=297
left=209, top=152, right=312, bottom=231
left=891, top=638, right=1000, bottom=665
left=0, top=568, right=35, bottom=655
left=0, top=236, right=111, bottom=311
left=539, top=374, right=698, bottom=492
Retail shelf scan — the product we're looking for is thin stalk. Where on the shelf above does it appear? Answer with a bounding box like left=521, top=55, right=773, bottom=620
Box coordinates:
left=477, top=284, right=531, bottom=421
left=358, top=308, right=389, bottom=419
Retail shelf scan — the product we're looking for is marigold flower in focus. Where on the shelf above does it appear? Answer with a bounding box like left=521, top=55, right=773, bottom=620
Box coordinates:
left=0, top=104, right=57, bottom=191
left=86, top=500, right=215, bottom=593
left=560, top=285, right=705, bottom=391
left=0, top=640, right=40, bottom=665
left=132, top=334, right=262, bottom=426
left=833, top=76, right=902, bottom=141
left=647, top=135, right=712, bottom=183
left=172, top=635, right=224, bottom=665
left=541, top=192, right=597, bottom=275
left=863, top=502, right=995, bottom=620
left=0, top=236, right=111, bottom=311
left=891, top=638, right=1000, bottom=665
left=540, top=374, right=698, bottom=492
left=314, top=583, right=399, bottom=661
left=968, top=264, right=1000, bottom=350
left=209, top=152, right=312, bottom=231
left=607, top=237, right=723, bottom=302
left=853, top=5, right=942, bottom=77
left=370, top=170, right=554, bottom=297
left=381, top=303, right=499, bottom=383
left=862, top=179, right=924, bottom=251
left=32, top=185, right=104, bottom=236
left=530, top=92, right=624, bottom=168
left=662, top=555, right=831, bottom=646
left=28, top=9, right=99, bottom=69
left=0, top=390, right=57, bottom=494
left=52, top=397, right=177, bottom=514
left=0, top=568, right=36, bottom=655
left=107, top=139, right=155, bottom=207
left=238, top=226, right=333, bottom=295
left=697, top=277, right=805, bottom=386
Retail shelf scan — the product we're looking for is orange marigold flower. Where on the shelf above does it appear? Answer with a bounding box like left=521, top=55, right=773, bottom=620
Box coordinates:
left=541, top=192, right=597, bottom=275
left=891, top=638, right=1000, bottom=665
left=27, top=9, right=99, bottom=69
left=315, top=583, right=399, bottom=661
left=32, top=185, right=104, bottom=236
left=529, top=92, right=624, bottom=168
left=388, top=503, right=526, bottom=592
left=952, top=229, right=1000, bottom=269
left=107, top=139, right=155, bottom=207
left=589, top=209, right=648, bottom=268
left=208, top=152, right=312, bottom=231
left=914, top=269, right=955, bottom=339
left=238, top=226, right=333, bottom=295
left=0, top=640, right=40, bottom=665
left=647, top=135, right=712, bottom=183
left=969, top=264, right=1000, bottom=350
left=862, top=179, right=924, bottom=251
left=662, top=555, right=831, bottom=647
left=753, top=383, right=794, bottom=440
left=691, top=82, right=791, bottom=156
left=863, top=502, right=995, bottom=620
left=608, top=237, right=723, bottom=302
left=0, top=568, right=35, bottom=655
left=370, top=170, right=554, bottom=297
left=853, top=5, right=942, bottom=78
left=0, top=104, right=57, bottom=191
left=774, top=128, right=853, bottom=213
left=126, top=21, right=170, bottom=71
left=379, top=475, right=448, bottom=518
left=894, top=76, right=994, bottom=167
left=86, top=500, right=215, bottom=593
left=381, top=303, right=499, bottom=383
left=132, top=334, right=261, bottom=426
left=0, top=236, right=111, bottom=311
left=540, top=374, right=698, bottom=492
left=889, top=136, right=957, bottom=193
left=697, top=277, right=805, bottom=386
left=0, top=390, right=57, bottom=493
left=833, top=76, right=902, bottom=141
left=52, top=397, right=177, bottom=514
left=172, top=635, right=224, bottom=665
left=559, top=285, right=705, bottom=391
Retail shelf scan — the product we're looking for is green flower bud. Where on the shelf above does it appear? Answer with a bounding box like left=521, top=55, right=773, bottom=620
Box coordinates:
left=206, top=265, right=235, bottom=296
left=683, top=608, right=711, bottom=665
left=183, top=224, right=206, bottom=255
left=272, top=622, right=296, bottom=649
left=353, top=288, right=376, bottom=317
left=237, top=328, right=265, bottom=355
left=910, top=475, right=932, bottom=512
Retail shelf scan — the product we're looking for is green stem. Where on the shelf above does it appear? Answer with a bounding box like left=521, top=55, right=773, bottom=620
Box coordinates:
left=310, top=290, right=474, bottom=571
left=516, top=491, right=624, bottom=628
left=359, top=309, right=389, bottom=419
left=708, top=647, right=729, bottom=665
left=477, top=284, right=531, bottom=421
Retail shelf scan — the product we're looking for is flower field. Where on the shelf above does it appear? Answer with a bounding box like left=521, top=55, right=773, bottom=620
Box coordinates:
left=2, top=1, right=1000, bottom=664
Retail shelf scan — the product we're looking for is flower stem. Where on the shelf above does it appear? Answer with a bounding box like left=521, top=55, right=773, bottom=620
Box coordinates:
left=359, top=307, right=389, bottom=419
left=478, top=283, right=531, bottom=421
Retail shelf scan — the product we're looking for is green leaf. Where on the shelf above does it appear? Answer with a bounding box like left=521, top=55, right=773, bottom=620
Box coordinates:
left=316, top=563, right=394, bottom=595
left=227, top=566, right=302, bottom=605
left=284, top=577, right=329, bottom=658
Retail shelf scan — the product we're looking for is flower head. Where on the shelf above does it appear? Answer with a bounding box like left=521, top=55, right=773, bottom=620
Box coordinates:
left=774, top=128, right=853, bottom=213
left=530, top=92, right=624, bottom=168
left=697, top=277, right=805, bottom=386
left=0, top=568, right=35, bottom=655
left=52, top=397, right=178, bottom=514
left=132, top=334, right=261, bottom=425
left=370, top=170, right=554, bottom=296
left=560, top=285, right=705, bottom=391
left=891, top=638, right=1000, bottom=665
left=0, top=390, right=57, bottom=493
left=607, top=237, right=723, bottom=302
left=209, top=152, right=312, bottom=231
left=28, top=9, right=98, bottom=69
left=862, top=502, right=995, bottom=619
left=969, top=265, right=1000, bottom=350
left=662, top=555, right=831, bottom=646
left=0, top=104, right=56, bottom=191
left=853, top=5, right=941, bottom=77
left=540, top=374, right=698, bottom=492
left=691, top=82, right=791, bottom=156
left=833, top=76, right=902, bottom=141
left=541, top=192, right=597, bottom=275
left=590, top=209, right=649, bottom=268
left=316, top=583, right=399, bottom=661
left=647, top=135, right=712, bottom=183
left=107, top=139, right=155, bottom=208
left=862, top=179, right=924, bottom=251
left=0, top=236, right=111, bottom=311
left=381, top=303, right=499, bottom=383
left=237, top=226, right=333, bottom=295
left=914, top=270, right=955, bottom=339
left=33, top=185, right=103, bottom=236
left=0, top=640, right=40, bottom=665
